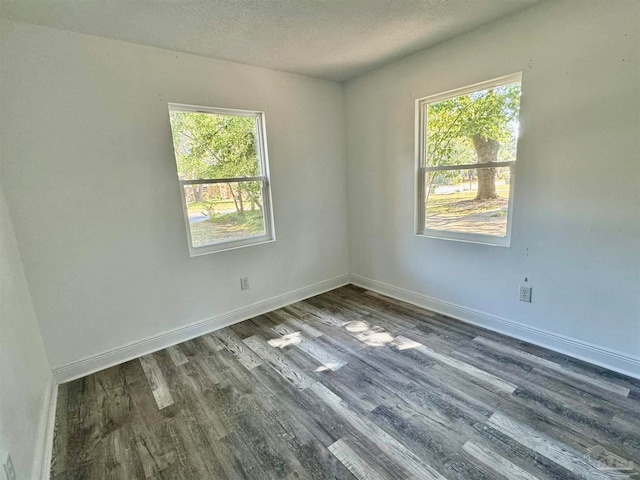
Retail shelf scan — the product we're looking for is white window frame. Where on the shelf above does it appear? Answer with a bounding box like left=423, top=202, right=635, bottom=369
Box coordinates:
left=168, top=103, right=276, bottom=256
left=414, top=73, right=521, bottom=247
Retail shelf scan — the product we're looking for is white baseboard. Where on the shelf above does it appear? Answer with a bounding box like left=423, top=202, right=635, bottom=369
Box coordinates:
left=51, top=271, right=640, bottom=383
left=52, top=274, right=350, bottom=383
left=31, top=375, right=57, bottom=480
left=350, top=274, right=640, bottom=380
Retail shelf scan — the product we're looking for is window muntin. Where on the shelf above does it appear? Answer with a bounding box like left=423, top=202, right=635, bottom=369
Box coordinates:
left=416, top=73, right=522, bottom=246
left=168, top=104, right=274, bottom=255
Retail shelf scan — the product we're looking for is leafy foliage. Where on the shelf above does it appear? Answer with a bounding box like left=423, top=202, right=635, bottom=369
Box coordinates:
left=169, top=111, right=260, bottom=179
left=426, top=82, right=521, bottom=167
left=169, top=110, right=263, bottom=214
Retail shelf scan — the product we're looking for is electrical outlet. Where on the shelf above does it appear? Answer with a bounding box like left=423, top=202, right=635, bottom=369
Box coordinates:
left=519, top=286, right=532, bottom=303
left=3, top=454, right=16, bottom=480
left=240, top=277, right=249, bottom=290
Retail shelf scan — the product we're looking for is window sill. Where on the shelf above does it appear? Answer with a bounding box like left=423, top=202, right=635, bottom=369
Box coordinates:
left=416, top=229, right=511, bottom=247
left=188, top=235, right=275, bottom=257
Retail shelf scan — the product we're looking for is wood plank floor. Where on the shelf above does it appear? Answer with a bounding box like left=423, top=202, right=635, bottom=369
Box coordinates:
left=51, top=285, right=640, bottom=479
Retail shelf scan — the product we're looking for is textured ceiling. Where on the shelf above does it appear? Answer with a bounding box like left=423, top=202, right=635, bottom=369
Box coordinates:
left=0, top=0, right=543, bottom=82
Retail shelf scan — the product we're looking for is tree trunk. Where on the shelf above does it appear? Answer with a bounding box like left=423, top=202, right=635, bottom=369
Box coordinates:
left=472, top=135, right=500, bottom=200
left=237, top=185, right=244, bottom=214
left=227, top=183, right=240, bottom=213
left=194, top=185, right=203, bottom=203
left=247, top=191, right=262, bottom=211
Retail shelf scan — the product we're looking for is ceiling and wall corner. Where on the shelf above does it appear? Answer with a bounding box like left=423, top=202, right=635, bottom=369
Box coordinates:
left=0, top=0, right=543, bottom=82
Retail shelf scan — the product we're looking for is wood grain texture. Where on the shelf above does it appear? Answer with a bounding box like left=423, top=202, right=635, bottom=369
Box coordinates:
left=473, top=335, right=630, bottom=397
left=138, top=354, right=174, bottom=410
left=462, top=441, right=541, bottom=480
left=243, top=334, right=316, bottom=390
left=394, top=334, right=518, bottom=394
left=488, top=412, right=633, bottom=479
left=271, top=324, right=347, bottom=371
left=51, top=285, right=640, bottom=479
left=213, top=328, right=264, bottom=370
left=328, top=439, right=389, bottom=480
left=310, top=382, right=448, bottom=480
left=166, top=345, right=189, bottom=366
left=285, top=317, right=324, bottom=338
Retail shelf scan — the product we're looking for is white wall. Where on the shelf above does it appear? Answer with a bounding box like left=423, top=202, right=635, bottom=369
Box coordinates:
left=0, top=180, right=52, bottom=479
left=345, top=1, right=640, bottom=363
left=0, top=21, right=349, bottom=371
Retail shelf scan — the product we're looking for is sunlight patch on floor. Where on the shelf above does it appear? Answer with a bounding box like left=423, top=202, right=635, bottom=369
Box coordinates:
left=268, top=332, right=301, bottom=349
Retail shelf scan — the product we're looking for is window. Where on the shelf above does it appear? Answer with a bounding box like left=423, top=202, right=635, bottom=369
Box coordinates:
left=168, top=104, right=275, bottom=255
left=416, top=73, right=522, bottom=246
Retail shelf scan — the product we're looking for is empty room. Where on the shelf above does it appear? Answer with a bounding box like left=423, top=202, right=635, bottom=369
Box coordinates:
left=1, top=0, right=639, bottom=479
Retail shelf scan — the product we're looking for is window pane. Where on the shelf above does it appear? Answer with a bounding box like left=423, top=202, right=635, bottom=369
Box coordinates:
left=426, top=82, right=521, bottom=167
left=425, top=167, right=511, bottom=237
left=169, top=110, right=260, bottom=179
left=185, top=181, right=266, bottom=247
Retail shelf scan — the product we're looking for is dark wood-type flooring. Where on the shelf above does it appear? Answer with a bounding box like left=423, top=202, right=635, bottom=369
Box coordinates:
left=51, top=285, right=640, bottom=479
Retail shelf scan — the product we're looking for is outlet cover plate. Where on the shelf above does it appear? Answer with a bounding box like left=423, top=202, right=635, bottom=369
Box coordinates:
left=519, top=286, right=532, bottom=303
